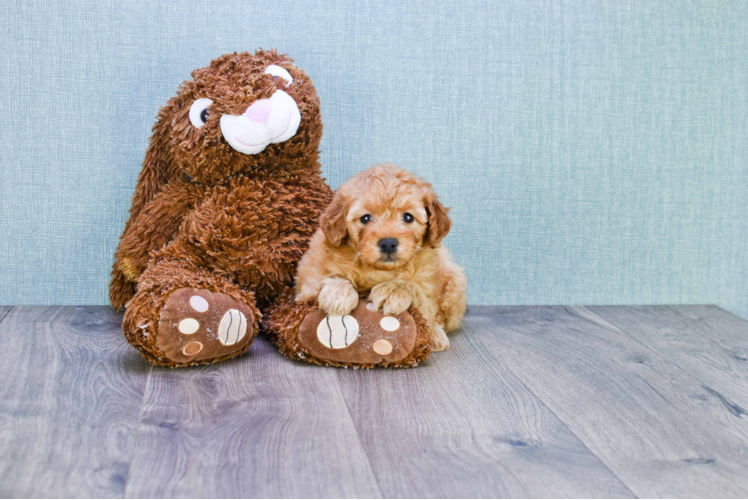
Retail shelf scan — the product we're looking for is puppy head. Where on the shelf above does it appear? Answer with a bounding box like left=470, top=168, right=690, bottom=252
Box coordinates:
left=321, top=164, right=451, bottom=270
left=148, top=49, right=322, bottom=185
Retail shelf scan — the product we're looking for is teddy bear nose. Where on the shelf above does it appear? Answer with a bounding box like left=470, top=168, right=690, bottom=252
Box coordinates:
left=243, top=99, right=272, bottom=125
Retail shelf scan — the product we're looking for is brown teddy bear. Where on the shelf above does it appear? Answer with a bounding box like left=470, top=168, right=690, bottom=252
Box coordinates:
left=111, top=50, right=431, bottom=368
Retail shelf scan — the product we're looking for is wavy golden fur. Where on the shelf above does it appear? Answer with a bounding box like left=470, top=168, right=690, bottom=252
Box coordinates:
left=295, top=164, right=467, bottom=351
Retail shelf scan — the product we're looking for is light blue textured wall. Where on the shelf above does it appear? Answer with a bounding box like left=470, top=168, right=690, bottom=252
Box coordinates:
left=1, top=0, right=746, bottom=318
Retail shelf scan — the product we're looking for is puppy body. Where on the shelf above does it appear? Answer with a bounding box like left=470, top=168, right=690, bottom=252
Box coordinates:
left=295, top=165, right=467, bottom=351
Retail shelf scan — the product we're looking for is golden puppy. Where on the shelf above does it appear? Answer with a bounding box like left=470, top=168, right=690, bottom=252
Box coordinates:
left=295, top=164, right=467, bottom=351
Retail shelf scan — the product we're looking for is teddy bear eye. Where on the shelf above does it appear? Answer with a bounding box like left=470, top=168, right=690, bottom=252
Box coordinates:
left=264, top=65, right=293, bottom=87
left=360, top=214, right=372, bottom=224
left=189, top=98, right=213, bottom=129
left=403, top=213, right=414, bottom=223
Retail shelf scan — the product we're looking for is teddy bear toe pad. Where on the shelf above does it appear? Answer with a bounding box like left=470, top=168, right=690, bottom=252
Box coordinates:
left=158, top=288, right=254, bottom=364
left=299, top=300, right=417, bottom=365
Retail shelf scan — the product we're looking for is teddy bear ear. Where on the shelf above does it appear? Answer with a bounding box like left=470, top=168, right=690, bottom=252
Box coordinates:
left=128, top=109, right=176, bottom=220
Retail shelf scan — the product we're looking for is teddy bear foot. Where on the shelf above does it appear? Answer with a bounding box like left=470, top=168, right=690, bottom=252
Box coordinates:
left=296, top=299, right=431, bottom=367
left=156, top=287, right=256, bottom=364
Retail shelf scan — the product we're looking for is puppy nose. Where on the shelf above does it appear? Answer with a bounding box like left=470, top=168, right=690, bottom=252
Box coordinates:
left=378, top=238, right=399, bottom=255
left=243, top=99, right=272, bottom=125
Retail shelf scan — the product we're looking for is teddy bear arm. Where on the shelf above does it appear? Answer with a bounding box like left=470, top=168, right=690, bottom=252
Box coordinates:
left=166, top=178, right=331, bottom=294
left=113, top=179, right=205, bottom=285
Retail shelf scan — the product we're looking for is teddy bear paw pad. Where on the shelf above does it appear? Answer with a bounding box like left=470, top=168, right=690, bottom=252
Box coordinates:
left=157, top=288, right=254, bottom=363
left=298, top=300, right=417, bottom=365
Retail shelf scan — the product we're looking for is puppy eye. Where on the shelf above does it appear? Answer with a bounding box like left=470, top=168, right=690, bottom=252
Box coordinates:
left=360, top=214, right=372, bottom=224
left=264, top=65, right=293, bottom=87
left=189, top=98, right=213, bottom=128
left=403, top=213, right=414, bottom=223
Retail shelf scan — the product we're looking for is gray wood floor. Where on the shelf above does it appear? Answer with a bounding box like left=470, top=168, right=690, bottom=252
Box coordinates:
left=1, top=305, right=747, bottom=498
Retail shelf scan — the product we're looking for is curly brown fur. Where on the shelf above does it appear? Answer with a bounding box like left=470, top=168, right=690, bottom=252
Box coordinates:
left=295, top=164, right=468, bottom=351
left=110, top=50, right=332, bottom=367
left=265, top=290, right=431, bottom=368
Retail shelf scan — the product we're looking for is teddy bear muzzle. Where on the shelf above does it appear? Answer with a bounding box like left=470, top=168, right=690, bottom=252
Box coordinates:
left=219, top=90, right=301, bottom=155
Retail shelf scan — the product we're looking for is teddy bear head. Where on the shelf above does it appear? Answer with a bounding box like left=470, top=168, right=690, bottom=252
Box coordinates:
left=149, top=50, right=322, bottom=184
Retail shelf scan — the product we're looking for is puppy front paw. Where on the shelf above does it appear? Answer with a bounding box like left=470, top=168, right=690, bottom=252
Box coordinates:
left=318, top=277, right=359, bottom=316
left=429, top=323, right=450, bottom=352
left=369, top=281, right=413, bottom=316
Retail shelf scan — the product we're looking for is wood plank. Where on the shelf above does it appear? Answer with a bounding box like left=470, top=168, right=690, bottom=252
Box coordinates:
left=591, top=305, right=748, bottom=412
left=0, top=306, right=12, bottom=323
left=669, top=305, right=748, bottom=350
left=335, top=322, right=633, bottom=498
left=465, top=306, right=748, bottom=498
left=125, top=335, right=382, bottom=499
left=0, top=306, right=149, bottom=498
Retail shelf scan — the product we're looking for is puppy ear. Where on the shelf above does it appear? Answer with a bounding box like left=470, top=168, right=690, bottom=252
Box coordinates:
left=320, top=196, right=348, bottom=247
left=425, top=194, right=452, bottom=247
